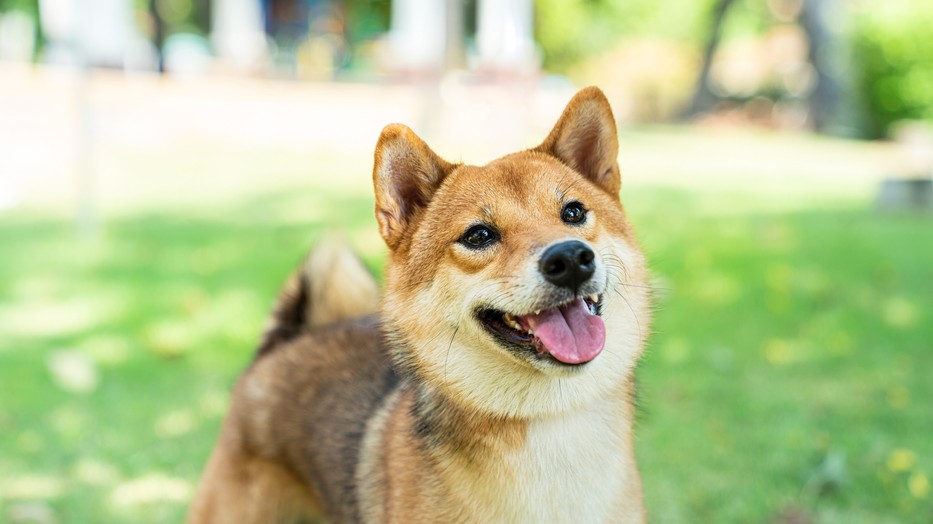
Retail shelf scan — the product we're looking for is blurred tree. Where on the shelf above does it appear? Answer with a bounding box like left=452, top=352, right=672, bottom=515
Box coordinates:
left=149, top=0, right=165, bottom=72
left=445, top=0, right=463, bottom=70
left=0, top=0, right=38, bottom=14
left=535, top=0, right=717, bottom=74
left=684, top=0, right=735, bottom=117
left=853, top=0, right=933, bottom=138
left=153, top=0, right=204, bottom=35
left=798, top=0, right=841, bottom=132
left=343, top=0, right=390, bottom=42
left=0, top=0, right=41, bottom=59
left=535, top=0, right=590, bottom=72
left=683, top=0, right=850, bottom=134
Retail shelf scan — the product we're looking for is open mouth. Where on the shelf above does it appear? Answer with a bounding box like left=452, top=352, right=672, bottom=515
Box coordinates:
left=477, top=294, right=605, bottom=366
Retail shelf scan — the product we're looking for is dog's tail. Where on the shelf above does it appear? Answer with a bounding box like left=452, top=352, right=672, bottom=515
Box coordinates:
left=255, top=237, right=380, bottom=358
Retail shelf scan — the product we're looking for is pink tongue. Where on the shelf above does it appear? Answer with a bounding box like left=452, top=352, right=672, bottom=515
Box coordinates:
left=523, top=299, right=606, bottom=364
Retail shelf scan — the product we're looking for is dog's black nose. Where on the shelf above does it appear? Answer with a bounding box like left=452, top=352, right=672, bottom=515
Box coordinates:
left=539, top=240, right=596, bottom=290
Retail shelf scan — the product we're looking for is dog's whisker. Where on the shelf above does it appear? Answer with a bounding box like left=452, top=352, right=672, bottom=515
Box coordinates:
left=609, top=282, right=644, bottom=342
left=602, top=261, right=661, bottom=293
left=444, top=324, right=459, bottom=383
left=557, top=379, right=564, bottom=412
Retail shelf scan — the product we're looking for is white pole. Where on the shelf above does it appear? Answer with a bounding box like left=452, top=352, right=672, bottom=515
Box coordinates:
left=75, top=1, right=96, bottom=239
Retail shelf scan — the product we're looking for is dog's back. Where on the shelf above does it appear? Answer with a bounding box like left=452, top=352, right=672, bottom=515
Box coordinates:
left=187, top=240, right=395, bottom=523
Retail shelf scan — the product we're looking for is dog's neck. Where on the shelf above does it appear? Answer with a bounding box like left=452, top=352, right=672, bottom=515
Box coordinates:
left=410, top=382, right=528, bottom=455
left=409, top=378, right=635, bottom=452
left=406, top=381, right=641, bottom=522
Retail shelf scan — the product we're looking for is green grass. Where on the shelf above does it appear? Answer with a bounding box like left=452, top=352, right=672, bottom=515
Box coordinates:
left=633, top=192, right=932, bottom=523
left=1, top=169, right=931, bottom=522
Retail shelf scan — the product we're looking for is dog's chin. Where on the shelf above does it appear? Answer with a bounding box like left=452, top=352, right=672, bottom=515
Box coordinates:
left=475, top=294, right=604, bottom=376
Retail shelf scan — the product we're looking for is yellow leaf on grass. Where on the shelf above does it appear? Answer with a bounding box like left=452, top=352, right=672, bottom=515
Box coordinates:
left=882, top=297, right=918, bottom=329
left=763, top=339, right=802, bottom=366
left=887, top=449, right=917, bottom=472
left=909, top=472, right=930, bottom=499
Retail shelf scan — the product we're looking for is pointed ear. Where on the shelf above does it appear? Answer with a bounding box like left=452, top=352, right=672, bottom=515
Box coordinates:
left=373, top=124, right=455, bottom=250
left=535, top=86, right=621, bottom=197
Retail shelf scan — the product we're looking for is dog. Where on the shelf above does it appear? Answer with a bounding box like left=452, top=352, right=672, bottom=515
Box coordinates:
left=187, top=86, right=652, bottom=523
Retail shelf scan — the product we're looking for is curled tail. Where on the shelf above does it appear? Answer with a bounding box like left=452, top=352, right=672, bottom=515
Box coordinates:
left=255, top=238, right=380, bottom=358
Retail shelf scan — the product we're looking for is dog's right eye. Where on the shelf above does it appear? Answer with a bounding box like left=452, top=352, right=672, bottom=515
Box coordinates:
left=460, top=225, right=498, bottom=248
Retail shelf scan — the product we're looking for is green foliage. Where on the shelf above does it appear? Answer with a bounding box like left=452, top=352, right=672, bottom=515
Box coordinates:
left=0, top=0, right=37, bottom=15
left=719, top=0, right=772, bottom=41
left=154, top=0, right=209, bottom=36
left=853, top=1, right=933, bottom=138
left=535, top=0, right=718, bottom=72
left=344, top=0, right=392, bottom=41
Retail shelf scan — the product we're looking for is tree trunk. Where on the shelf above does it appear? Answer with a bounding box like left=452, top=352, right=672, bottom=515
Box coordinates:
left=683, top=0, right=736, bottom=118
left=799, top=0, right=841, bottom=132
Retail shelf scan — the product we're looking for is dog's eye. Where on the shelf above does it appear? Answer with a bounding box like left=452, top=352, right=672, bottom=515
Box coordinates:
left=561, top=201, right=587, bottom=224
left=461, top=225, right=498, bottom=248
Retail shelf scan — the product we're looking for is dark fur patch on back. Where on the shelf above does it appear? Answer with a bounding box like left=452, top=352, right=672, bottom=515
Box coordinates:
left=254, top=272, right=309, bottom=360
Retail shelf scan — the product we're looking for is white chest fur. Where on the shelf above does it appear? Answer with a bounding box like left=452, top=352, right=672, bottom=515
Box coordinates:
left=461, top=401, right=637, bottom=523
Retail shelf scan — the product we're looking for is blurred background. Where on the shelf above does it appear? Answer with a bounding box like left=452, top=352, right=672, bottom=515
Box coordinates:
left=0, top=0, right=930, bottom=522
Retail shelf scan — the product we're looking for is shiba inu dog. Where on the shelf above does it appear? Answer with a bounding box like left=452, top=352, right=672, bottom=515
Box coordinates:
left=188, top=86, right=652, bottom=523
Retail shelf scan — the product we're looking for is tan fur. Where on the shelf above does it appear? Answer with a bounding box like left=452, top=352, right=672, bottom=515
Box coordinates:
left=302, top=236, right=380, bottom=327
left=189, top=87, right=652, bottom=523
left=187, top=424, right=322, bottom=523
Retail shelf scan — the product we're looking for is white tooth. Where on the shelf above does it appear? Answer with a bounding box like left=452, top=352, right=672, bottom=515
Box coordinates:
left=534, top=310, right=540, bottom=315
left=589, top=294, right=598, bottom=303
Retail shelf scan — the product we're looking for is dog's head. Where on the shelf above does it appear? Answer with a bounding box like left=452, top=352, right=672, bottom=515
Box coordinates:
left=373, top=87, right=651, bottom=418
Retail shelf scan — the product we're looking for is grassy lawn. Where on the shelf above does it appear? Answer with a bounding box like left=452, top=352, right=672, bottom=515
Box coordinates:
left=0, top=142, right=930, bottom=523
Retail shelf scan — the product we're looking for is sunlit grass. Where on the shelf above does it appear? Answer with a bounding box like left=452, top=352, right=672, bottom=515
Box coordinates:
left=634, top=201, right=932, bottom=523
left=0, top=151, right=930, bottom=522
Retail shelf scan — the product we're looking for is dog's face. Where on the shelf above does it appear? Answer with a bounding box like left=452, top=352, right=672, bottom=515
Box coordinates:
left=373, top=87, right=651, bottom=418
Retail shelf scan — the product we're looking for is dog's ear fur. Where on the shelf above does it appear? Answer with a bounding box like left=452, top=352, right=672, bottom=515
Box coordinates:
left=536, top=86, right=621, bottom=197
left=373, top=124, right=456, bottom=250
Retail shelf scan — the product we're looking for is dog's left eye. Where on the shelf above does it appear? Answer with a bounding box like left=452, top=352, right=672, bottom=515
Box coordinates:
left=461, top=225, right=498, bottom=248
left=561, top=201, right=587, bottom=224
